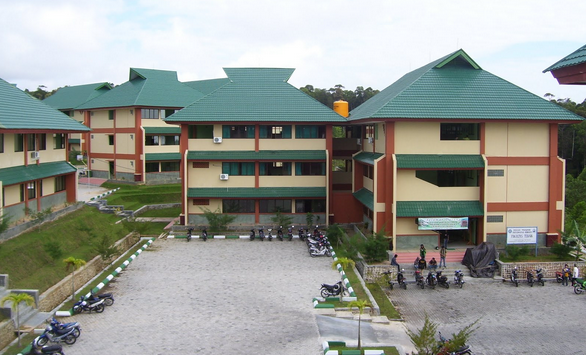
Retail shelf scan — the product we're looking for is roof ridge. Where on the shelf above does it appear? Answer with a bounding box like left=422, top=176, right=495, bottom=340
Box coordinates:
left=543, top=44, right=586, bottom=73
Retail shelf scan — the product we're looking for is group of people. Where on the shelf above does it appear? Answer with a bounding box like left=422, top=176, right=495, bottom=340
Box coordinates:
left=390, top=244, right=448, bottom=272
left=561, top=263, right=580, bottom=286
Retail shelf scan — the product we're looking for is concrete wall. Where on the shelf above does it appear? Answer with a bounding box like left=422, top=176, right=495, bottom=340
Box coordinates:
left=395, top=122, right=480, bottom=154
left=145, top=172, right=180, bottom=183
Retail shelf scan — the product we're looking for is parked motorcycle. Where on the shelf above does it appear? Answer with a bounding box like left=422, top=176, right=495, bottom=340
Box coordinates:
left=574, top=278, right=586, bottom=294
left=72, top=295, right=105, bottom=314
left=287, top=226, right=293, bottom=241
left=415, top=270, right=425, bottom=289
left=26, top=337, right=64, bottom=355
left=526, top=269, right=534, bottom=287
left=437, top=331, right=473, bottom=355
left=454, top=270, right=465, bottom=288
left=386, top=269, right=407, bottom=290
left=298, top=226, right=305, bottom=241
left=556, top=271, right=563, bottom=283
left=535, top=268, right=545, bottom=286
left=309, top=244, right=331, bottom=257
left=202, top=227, right=208, bottom=242
left=320, top=281, right=348, bottom=298
left=258, top=227, right=265, bottom=241
left=426, top=271, right=437, bottom=289
left=186, top=227, right=193, bottom=242
left=49, top=318, right=81, bottom=338
left=249, top=228, right=255, bottom=241
left=267, top=228, right=273, bottom=241
left=436, top=270, right=450, bottom=289
left=36, top=324, right=77, bottom=346
left=510, top=267, right=519, bottom=287
left=277, top=226, right=284, bottom=241
left=91, top=291, right=114, bottom=306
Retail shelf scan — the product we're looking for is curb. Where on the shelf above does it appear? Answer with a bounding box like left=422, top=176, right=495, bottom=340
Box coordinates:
left=322, top=340, right=385, bottom=355
left=89, top=187, right=120, bottom=201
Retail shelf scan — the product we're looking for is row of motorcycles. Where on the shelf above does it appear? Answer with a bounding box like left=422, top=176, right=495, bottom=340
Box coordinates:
left=509, top=267, right=545, bottom=287
left=26, top=292, right=114, bottom=355
left=385, top=269, right=466, bottom=290
left=249, top=225, right=293, bottom=241
left=304, top=226, right=332, bottom=257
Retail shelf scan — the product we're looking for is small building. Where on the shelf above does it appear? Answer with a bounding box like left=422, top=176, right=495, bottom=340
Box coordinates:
left=0, top=78, right=90, bottom=222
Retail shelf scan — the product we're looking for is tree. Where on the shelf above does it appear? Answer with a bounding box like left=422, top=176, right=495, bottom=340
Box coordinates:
left=0, top=293, right=35, bottom=346
left=270, top=210, right=292, bottom=229
left=64, top=257, right=86, bottom=302
left=0, top=213, right=11, bottom=235
left=199, top=207, right=236, bottom=233
left=347, top=299, right=372, bottom=350
left=93, top=234, right=119, bottom=261
left=406, top=314, right=479, bottom=355
left=561, top=220, right=586, bottom=261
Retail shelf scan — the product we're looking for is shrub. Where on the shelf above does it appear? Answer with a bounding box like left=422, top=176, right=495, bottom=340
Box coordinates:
left=43, top=241, right=63, bottom=260
left=270, top=210, right=292, bottom=229
left=505, top=245, right=530, bottom=261
left=199, top=207, right=236, bottom=233
left=362, top=229, right=388, bottom=263
left=550, top=242, right=573, bottom=260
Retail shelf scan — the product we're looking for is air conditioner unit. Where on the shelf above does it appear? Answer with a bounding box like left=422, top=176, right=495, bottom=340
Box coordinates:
left=30, top=151, right=40, bottom=160
left=357, top=138, right=362, bottom=145
left=213, top=137, right=223, bottom=144
left=219, top=174, right=229, bottom=181
left=368, top=137, right=375, bottom=144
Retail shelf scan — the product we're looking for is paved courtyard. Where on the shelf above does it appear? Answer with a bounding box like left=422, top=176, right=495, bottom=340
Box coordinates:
left=390, top=273, right=586, bottom=355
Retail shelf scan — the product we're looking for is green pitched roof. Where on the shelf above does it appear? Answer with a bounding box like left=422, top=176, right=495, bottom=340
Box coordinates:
left=143, top=126, right=181, bottom=134
left=183, top=78, right=230, bottom=95
left=187, top=150, right=325, bottom=160
left=543, top=44, right=586, bottom=72
left=145, top=153, right=181, bottom=161
left=396, top=155, right=485, bottom=169
left=396, top=200, right=484, bottom=217
left=76, top=68, right=204, bottom=110
left=0, top=161, right=76, bottom=186
left=43, top=82, right=112, bottom=110
left=0, top=78, right=90, bottom=131
left=166, top=68, right=347, bottom=123
left=354, top=152, right=384, bottom=165
left=353, top=188, right=373, bottom=210
left=349, top=49, right=583, bottom=122
left=187, top=187, right=326, bottom=198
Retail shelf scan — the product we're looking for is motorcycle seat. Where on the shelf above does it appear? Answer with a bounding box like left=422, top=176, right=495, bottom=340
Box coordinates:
left=41, top=344, right=62, bottom=352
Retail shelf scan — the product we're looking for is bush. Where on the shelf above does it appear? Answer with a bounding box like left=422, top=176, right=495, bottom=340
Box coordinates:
left=199, top=207, right=236, bottom=233
left=505, top=245, right=530, bottom=261
left=43, top=241, right=63, bottom=260
left=362, top=229, right=388, bottom=263
left=550, top=242, right=573, bottom=260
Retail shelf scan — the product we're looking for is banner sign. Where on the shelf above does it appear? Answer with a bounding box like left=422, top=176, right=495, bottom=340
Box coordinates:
left=506, top=227, right=537, bottom=244
left=417, top=217, right=469, bottom=230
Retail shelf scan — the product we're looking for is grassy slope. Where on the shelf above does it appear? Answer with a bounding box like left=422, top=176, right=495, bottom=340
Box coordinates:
left=103, top=183, right=181, bottom=210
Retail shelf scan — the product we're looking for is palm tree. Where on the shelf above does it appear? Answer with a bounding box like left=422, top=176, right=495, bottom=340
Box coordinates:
left=0, top=293, right=36, bottom=346
left=332, top=257, right=355, bottom=271
left=63, top=257, right=86, bottom=302
left=348, top=299, right=372, bottom=350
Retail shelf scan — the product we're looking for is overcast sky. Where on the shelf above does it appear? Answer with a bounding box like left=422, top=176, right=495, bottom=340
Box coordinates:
left=1, top=0, right=585, bottom=103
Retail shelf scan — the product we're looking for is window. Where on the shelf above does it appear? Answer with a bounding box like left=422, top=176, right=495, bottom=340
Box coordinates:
left=164, top=109, right=177, bottom=118
left=259, top=162, right=291, bottom=176
left=259, top=125, right=292, bottom=139
left=145, top=162, right=159, bottom=172
left=27, top=182, right=36, bottom=199
left=192, top=162, right=209, bottom=168
left=38, top=134, right=46, bottom=150
left=108, top=135, right=114, bottom=146
left=295, top=125, right=325, bottom=138
left=161, top=135, right=180, bottom=146
left=19, top=184, right=24, bottom=202
left=295, top=199, right=326, bottom=213
left=141, top=109, right=159, bottom=119
left=487, top=215, right=504, bottom=223
left=54, top=134, right=65, bottom=149
left=415, top=170, right=479, bottom=187
left=108, top=110, right=114, bottom=120
left=487, top=169, right=504, bottom=177
left=14, top=134, right=24, bottom=152
left=145, top=135, right=159, bottom=146
left=188, top=125, right=214, bottom=139
left=222, top=125, right=255, bottom=138
left=295, top=162, right=325, bottom=176
left=27, top=134, right=36, bottom=151
left=0, top=133, right=3, bottom=153
left=364, top=206, right=373, bottom=220
left=440, top=123, right=479, bottom=140
left=363, top=165, right=374, bottom=179
left=55, top=176, right=66, bottom=192
left=259, top=199, right=292, bottom=213
left=161, top=162, right=180, bottom=172
left=222, top=162, right=255, bottom=176
left=223, top=199, right=255, bottom=213
left=192, top=199, right=209, bottom=205
left=365, top=125, right=374, bottom=139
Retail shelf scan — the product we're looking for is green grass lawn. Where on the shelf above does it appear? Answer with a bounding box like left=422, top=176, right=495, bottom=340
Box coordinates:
left=139, top=207, right=181, bottom=217
left=102, top=183, right=181, bottom=210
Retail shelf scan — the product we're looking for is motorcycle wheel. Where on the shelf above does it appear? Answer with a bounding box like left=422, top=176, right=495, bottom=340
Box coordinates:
left=37, top=336, right=49, bottom=346
left=320, top=289, right=329, bottom=298
left=95, top=304, right=105, bottom=313
left=459, top=281, right=463, bottom=289
left=574, top=285, right=583, bottom=294
left=104, top=297, right=114, bottom=306
left=529, top=281, right=533, bottom=287
left=187, top=236, right=191, bottom=242
left=515, top=280, right=518, bottom=287
left=326, top=250, right=332, bottom=257
left=249, top=236, right=254, bottom=241
left=540, top=280, right=545, bottom=286
left=203, top=236, right=207, bottom=242
left=557, top=277, right=563, bottom=283
left=72, top=305, right=82, bottom=314
left=389, top=282, right=394, bottom=290
left=72, top=327, right=81, bottom=338
left=445, top=283, right=450, bottom=289
left=64, top=334, right=77, bottom=345
left=288, top=236, right=293, bottom=241
left=278, top=236, right=283, bottom=241
left=402, top=283, right=407, bottom=290
left=420, top=282, right=425, bottom=289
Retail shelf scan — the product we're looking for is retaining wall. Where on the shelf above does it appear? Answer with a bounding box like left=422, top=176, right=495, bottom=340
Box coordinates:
left=0, top=321, right=16, bottom=351
left=498, top=260, right=586, bottom=279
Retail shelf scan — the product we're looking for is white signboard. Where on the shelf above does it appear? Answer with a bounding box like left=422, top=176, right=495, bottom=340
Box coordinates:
left=417, top=217, right=469, bottom=230
left=506, top=227, right=537, bottom=244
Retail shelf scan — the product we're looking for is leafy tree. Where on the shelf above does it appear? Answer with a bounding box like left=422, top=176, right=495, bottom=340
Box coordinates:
left=347, top=299, right=372, bottom=350
left=93, top=234, right=119, bottom=261
left=438, top=319, right=480, bottom=354
left=24, top=85, right=57, bottom=100
left=550, top=242, right=573, bottom=260
left=270, top=210, right=292, bottom=229
left=306, top=212, right=315, bottom=228
left=406, top=314, right=440, bottom=355
left=331, top=257, right=355, bottom=272
left=1, top=293, right=36, bottom=346
left=64, top=257, right=86, bottom=301
left=300, top=84, right=380, bottom=111
left=362, top=228, right=389, bottom=262
left=199, top=207, right=236, bottom=233
left=121, top=217, right=151, bottom=235
left=561, top=220, right=586, bottom=261
left=325, top=224, right=344, bottom=247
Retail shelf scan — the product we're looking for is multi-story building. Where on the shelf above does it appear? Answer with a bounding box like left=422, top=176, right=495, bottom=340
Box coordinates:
left=339, top=49, right=583, bottom=250
left=43, top=82, right=112, bottom=152
left=164, top=68, right=348, bottom=226
left=0, top=78, right=90, bottom=222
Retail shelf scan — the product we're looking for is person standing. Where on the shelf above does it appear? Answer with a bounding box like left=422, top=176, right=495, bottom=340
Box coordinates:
left=420, top=244, right=427, bottom=260
left=573, top=264, right=580, bottom=286
left=562, top=264, right=571, bottom=286
left=391, top=254, right=400, bottom=272
left=440, top=246, right=447, bottom=269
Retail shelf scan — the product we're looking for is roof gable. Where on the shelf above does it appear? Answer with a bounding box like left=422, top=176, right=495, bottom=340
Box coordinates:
left=349, top=49, right=583, bottom=122
left=43, top=82, right=112, bottom=110
left=183, top=78, right=230, bottom=95
left=543, top=44, right=586, bottom=73
left=166, top=68, right=347, bottom=123
left=0, top=78, right=90, bottom=131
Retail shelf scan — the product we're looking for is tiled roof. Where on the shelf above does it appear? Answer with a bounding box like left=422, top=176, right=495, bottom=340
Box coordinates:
left=165, top=68, right=347, bottom=123
left=145, top=153, right=181, bottom=161
left=43, top=82, right=112, bottom=110
left=353, top=188, right=373, bottom=211
left=543, top=44, right=586, bottom=72
left=0, top=78, right=90, bottom=131
left=187, top=150, right=326, bottom=160
left=354, top=152, right=384, bottom=165
left=76, top=68, right=204, bottom=110
left=143, top=126, right=181, bottom=134
left=395, top=155, right=485, bottom=169
left=396, top=200, right=484, bottom=217
left=183, top=78, right=230, bottom=95
left=187, top=187, right=326, bottom=198
left=0, top=161, right=77, bottom=186
left=348, top=49, right=583, bottom=122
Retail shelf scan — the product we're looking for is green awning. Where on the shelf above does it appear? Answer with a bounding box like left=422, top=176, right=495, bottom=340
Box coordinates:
left=354, top=152, right=384, bottom=165
left=396, top=201, right=484, bottom=217
left=69, top=138, right=80, bottom=144
left=353, top=188, right=374, bottom=211
left=143, top=126, right=181, bottom=134
left=145, top=153, right=181, bottom=161
left=0, top=161, right=77, bottom=186
left=188, top=187, right=326, bottom=198
left=187, top=150, right=326, bottom=161
left=395, top=155, right=485, bottom=169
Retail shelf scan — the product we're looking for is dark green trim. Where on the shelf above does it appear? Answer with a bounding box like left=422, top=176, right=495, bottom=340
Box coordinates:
left=435, top=50, right=481, bottom=69
left=145, top=153, right=181, bottom=161
left=143, top=126, right=181, bottom=134
left=68, top=138, right=81, bottom=144
left=396, top=200, right=484, bottom=217
left=395, top=154, right=485, bottom=169
left=0, top=161, right=76, bottom=186
left=353, top=188, right=374, bottom=211
left=187, top=187, right=326, bottom=198
left=187, top=150, right=326, bottom=161
left=353, top=152, right=384, bottom=165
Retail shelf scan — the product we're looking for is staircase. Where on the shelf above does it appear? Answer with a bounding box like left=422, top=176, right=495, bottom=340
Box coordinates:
left=391, top=249, right=468, bottom=278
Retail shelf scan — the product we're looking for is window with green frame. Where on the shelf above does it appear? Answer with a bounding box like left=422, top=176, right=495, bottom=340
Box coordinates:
left=295, top=162, right=325, bottom=175
left=55, top=175, right=66, bottom=192
left=223, top=199, right=255, bottom=213
left=222, top=125, right=255, bottom=138
left=108, top=110, right=114, bottom=120
left=259, top=125, right=291, bottom=139
left=145, top=162, right=159, bottom=172
left=222, top=162, right=255, bottom=176
left=440, top=123, right=479, bottom=140
left=259, top=162, right=291, bottom=176
left=14, top=134, right=23, bottom=152
left=161, top=162, right=180, bottom=172
left=54, top=134, right=66, bottom=149
left=295, top=125, right=325, bottom=138
left=188, top=125, right=214, bottom=139
left=259, top=199, right=292, bottom=213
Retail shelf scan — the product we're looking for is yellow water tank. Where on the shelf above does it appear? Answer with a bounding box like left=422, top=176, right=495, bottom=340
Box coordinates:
left=333, top=100, right=349, bottom=118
